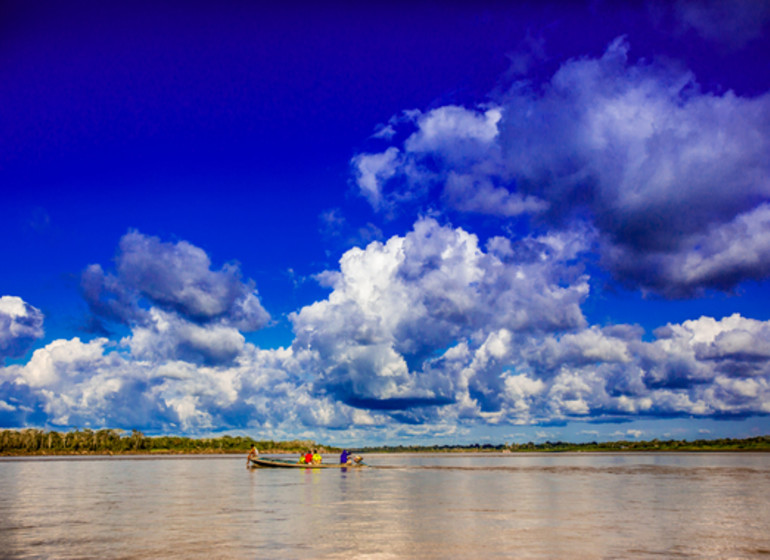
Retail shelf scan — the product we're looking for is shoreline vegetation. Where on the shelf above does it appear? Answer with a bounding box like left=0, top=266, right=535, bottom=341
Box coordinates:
left=358, top=435, right=770, bottom=453
left=0, top=429, right=332, bottom=456
left=1, top=429, right=768, bottom=456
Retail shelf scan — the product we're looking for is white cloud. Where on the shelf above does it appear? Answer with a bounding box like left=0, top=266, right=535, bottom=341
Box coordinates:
left=2, top=306, right=769, bottom=433
left=653, top=314, right=770, bottom=383
left=352, top=37, right=770, bottom=296
left=0, top=331, right=387, bottom=433
left=404, top=106, right=502, bottom=154
left=503, top=38, right=770, bottom=295
left=288, top=214, right=770, bottom=426
left=352, top=106, right=521, bottom=217
left=670, top=204, right=770, bottom=290
left=442, top=172, right=548, bottom=217
left=4, top=221, right=770, bottom=435
left=125, top=308, right=246, bottom=365
left=83, top=231, right=270, bottom=331
left=291, top=217, right=589, bottom=408
left=351, top=147, right=401, bottom=211
left=0, top=296, right=44, bottom=360
left=405, top=312, right=770, bottom=425
left=0, top=400, right=16, bottom=412
left=12, top=337, right=110, bottom=389
left=78, top=231, right=273, bottom=369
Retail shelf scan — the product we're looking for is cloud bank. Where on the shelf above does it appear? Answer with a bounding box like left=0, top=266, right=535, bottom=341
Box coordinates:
left=353, top=38, right=770, bottom=298
left=2, top=221, right=769, bottom=436
left=2, top=35, right=769, bottom=441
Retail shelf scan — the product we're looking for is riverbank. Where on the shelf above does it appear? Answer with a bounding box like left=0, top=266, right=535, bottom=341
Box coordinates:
left=353, top=435, right=770, bottom=454
left=2, top=429, right=768, bottom=456
left=0, top=429, right=335, bottom=456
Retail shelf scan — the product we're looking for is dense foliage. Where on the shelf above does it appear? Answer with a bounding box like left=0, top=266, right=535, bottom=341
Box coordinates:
left=2, top=429, right=768, bottom=456
left=0, top=429, right=335, bottom=455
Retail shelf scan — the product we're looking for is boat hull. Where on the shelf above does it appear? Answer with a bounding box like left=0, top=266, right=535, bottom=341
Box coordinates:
left=249, top=457, right=365, bottom=469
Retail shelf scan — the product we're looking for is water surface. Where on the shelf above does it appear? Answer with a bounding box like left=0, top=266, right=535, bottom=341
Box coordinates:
left=1, top=453, right=768, bottom=559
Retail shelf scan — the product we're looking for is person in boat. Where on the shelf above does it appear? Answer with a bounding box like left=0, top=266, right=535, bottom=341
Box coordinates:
left=340, top=449, right=349, bottom=464
left=304, top=450, right=313, bottom=464
left=247, top=445, right=259, bottom=466
left=312, top=449, right=322, bottom=464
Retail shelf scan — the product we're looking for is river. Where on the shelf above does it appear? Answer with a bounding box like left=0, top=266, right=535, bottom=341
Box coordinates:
left=0, top=452, right=768, bottom=559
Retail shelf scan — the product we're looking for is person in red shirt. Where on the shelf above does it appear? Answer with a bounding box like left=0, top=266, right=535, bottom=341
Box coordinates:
left=304, top=450, right=313, bottom=464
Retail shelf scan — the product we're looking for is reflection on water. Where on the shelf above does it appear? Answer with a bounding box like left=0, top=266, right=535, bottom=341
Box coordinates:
left=0, top=453, right=768, bottom=559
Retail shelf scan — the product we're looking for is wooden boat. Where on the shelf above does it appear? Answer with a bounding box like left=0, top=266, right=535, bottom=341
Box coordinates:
left=250, top=457, right=366, bottom=469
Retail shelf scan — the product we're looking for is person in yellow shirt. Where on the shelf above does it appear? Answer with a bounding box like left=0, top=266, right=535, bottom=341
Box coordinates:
left=246, top=445, right=258, bottom=467
left=312, top=450, right=322, bottom=464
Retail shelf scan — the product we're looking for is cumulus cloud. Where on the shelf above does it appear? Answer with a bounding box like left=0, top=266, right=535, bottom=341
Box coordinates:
left=81, top=231, right=270, bottom=365
left=291, top=217, right=589, bottom=409
left=125, top=308, right=246, bottom=365
left=348, top=310, right=765, bottom=429
left=615, top=204, right=770, bottom=294
left=351, top=147, right=401, bottom=211
left=654, top=314, right=770, bottom=381
left=404, top=105, right=501, bottom=154
left=353, top=37, right=770, bottom=297
left=0, top=296, right=44, bottom=361
left=3, top=243, right=769, bottom=433
left=324, top=307, right=770, bottom=425
left=5, top=35, right=770, bottom=437
left=442, top=172, right=548, bottom=217
left=0, top=335, right=387, bottom=433
left=83, top=231, right=269, bottom=330
left=287, top=218, right=770, bottom=425
left=0, top=337, right=174, bottom=428
left=352, top=106, right=526, bottom=218
left=500, top=313, right=770, bottom=422
left=3, top=232, right=398, bottom=433
left=340, top=34, right=770, bottom=428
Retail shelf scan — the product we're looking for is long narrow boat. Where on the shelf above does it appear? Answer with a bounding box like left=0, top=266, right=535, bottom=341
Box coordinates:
left=250, top=457, right=366, bottom=469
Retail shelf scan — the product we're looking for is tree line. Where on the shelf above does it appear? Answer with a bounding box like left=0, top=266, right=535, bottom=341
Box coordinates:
left=353, top=435, right=770, bottom=453
left=0, top=428, right=336, bottom=456
left=2, top=428, right=767, bottom=456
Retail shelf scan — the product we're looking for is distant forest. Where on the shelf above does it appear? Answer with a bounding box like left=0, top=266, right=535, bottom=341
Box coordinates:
left=0, top=428, right=768, bottom=456
left=0, top=428, right=334, bottom=456
left=356, top=436, right=770, bottom=453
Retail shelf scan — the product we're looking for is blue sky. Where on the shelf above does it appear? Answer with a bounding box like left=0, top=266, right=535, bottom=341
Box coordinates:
left=2, top=1, right=769, bottom=445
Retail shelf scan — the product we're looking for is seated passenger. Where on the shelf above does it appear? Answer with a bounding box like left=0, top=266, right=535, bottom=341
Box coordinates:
left=246, top=445, right=258, bottom=467
left=304, top=450, right=313, bottom=464
left=312, top=450, right=322, bottom=464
